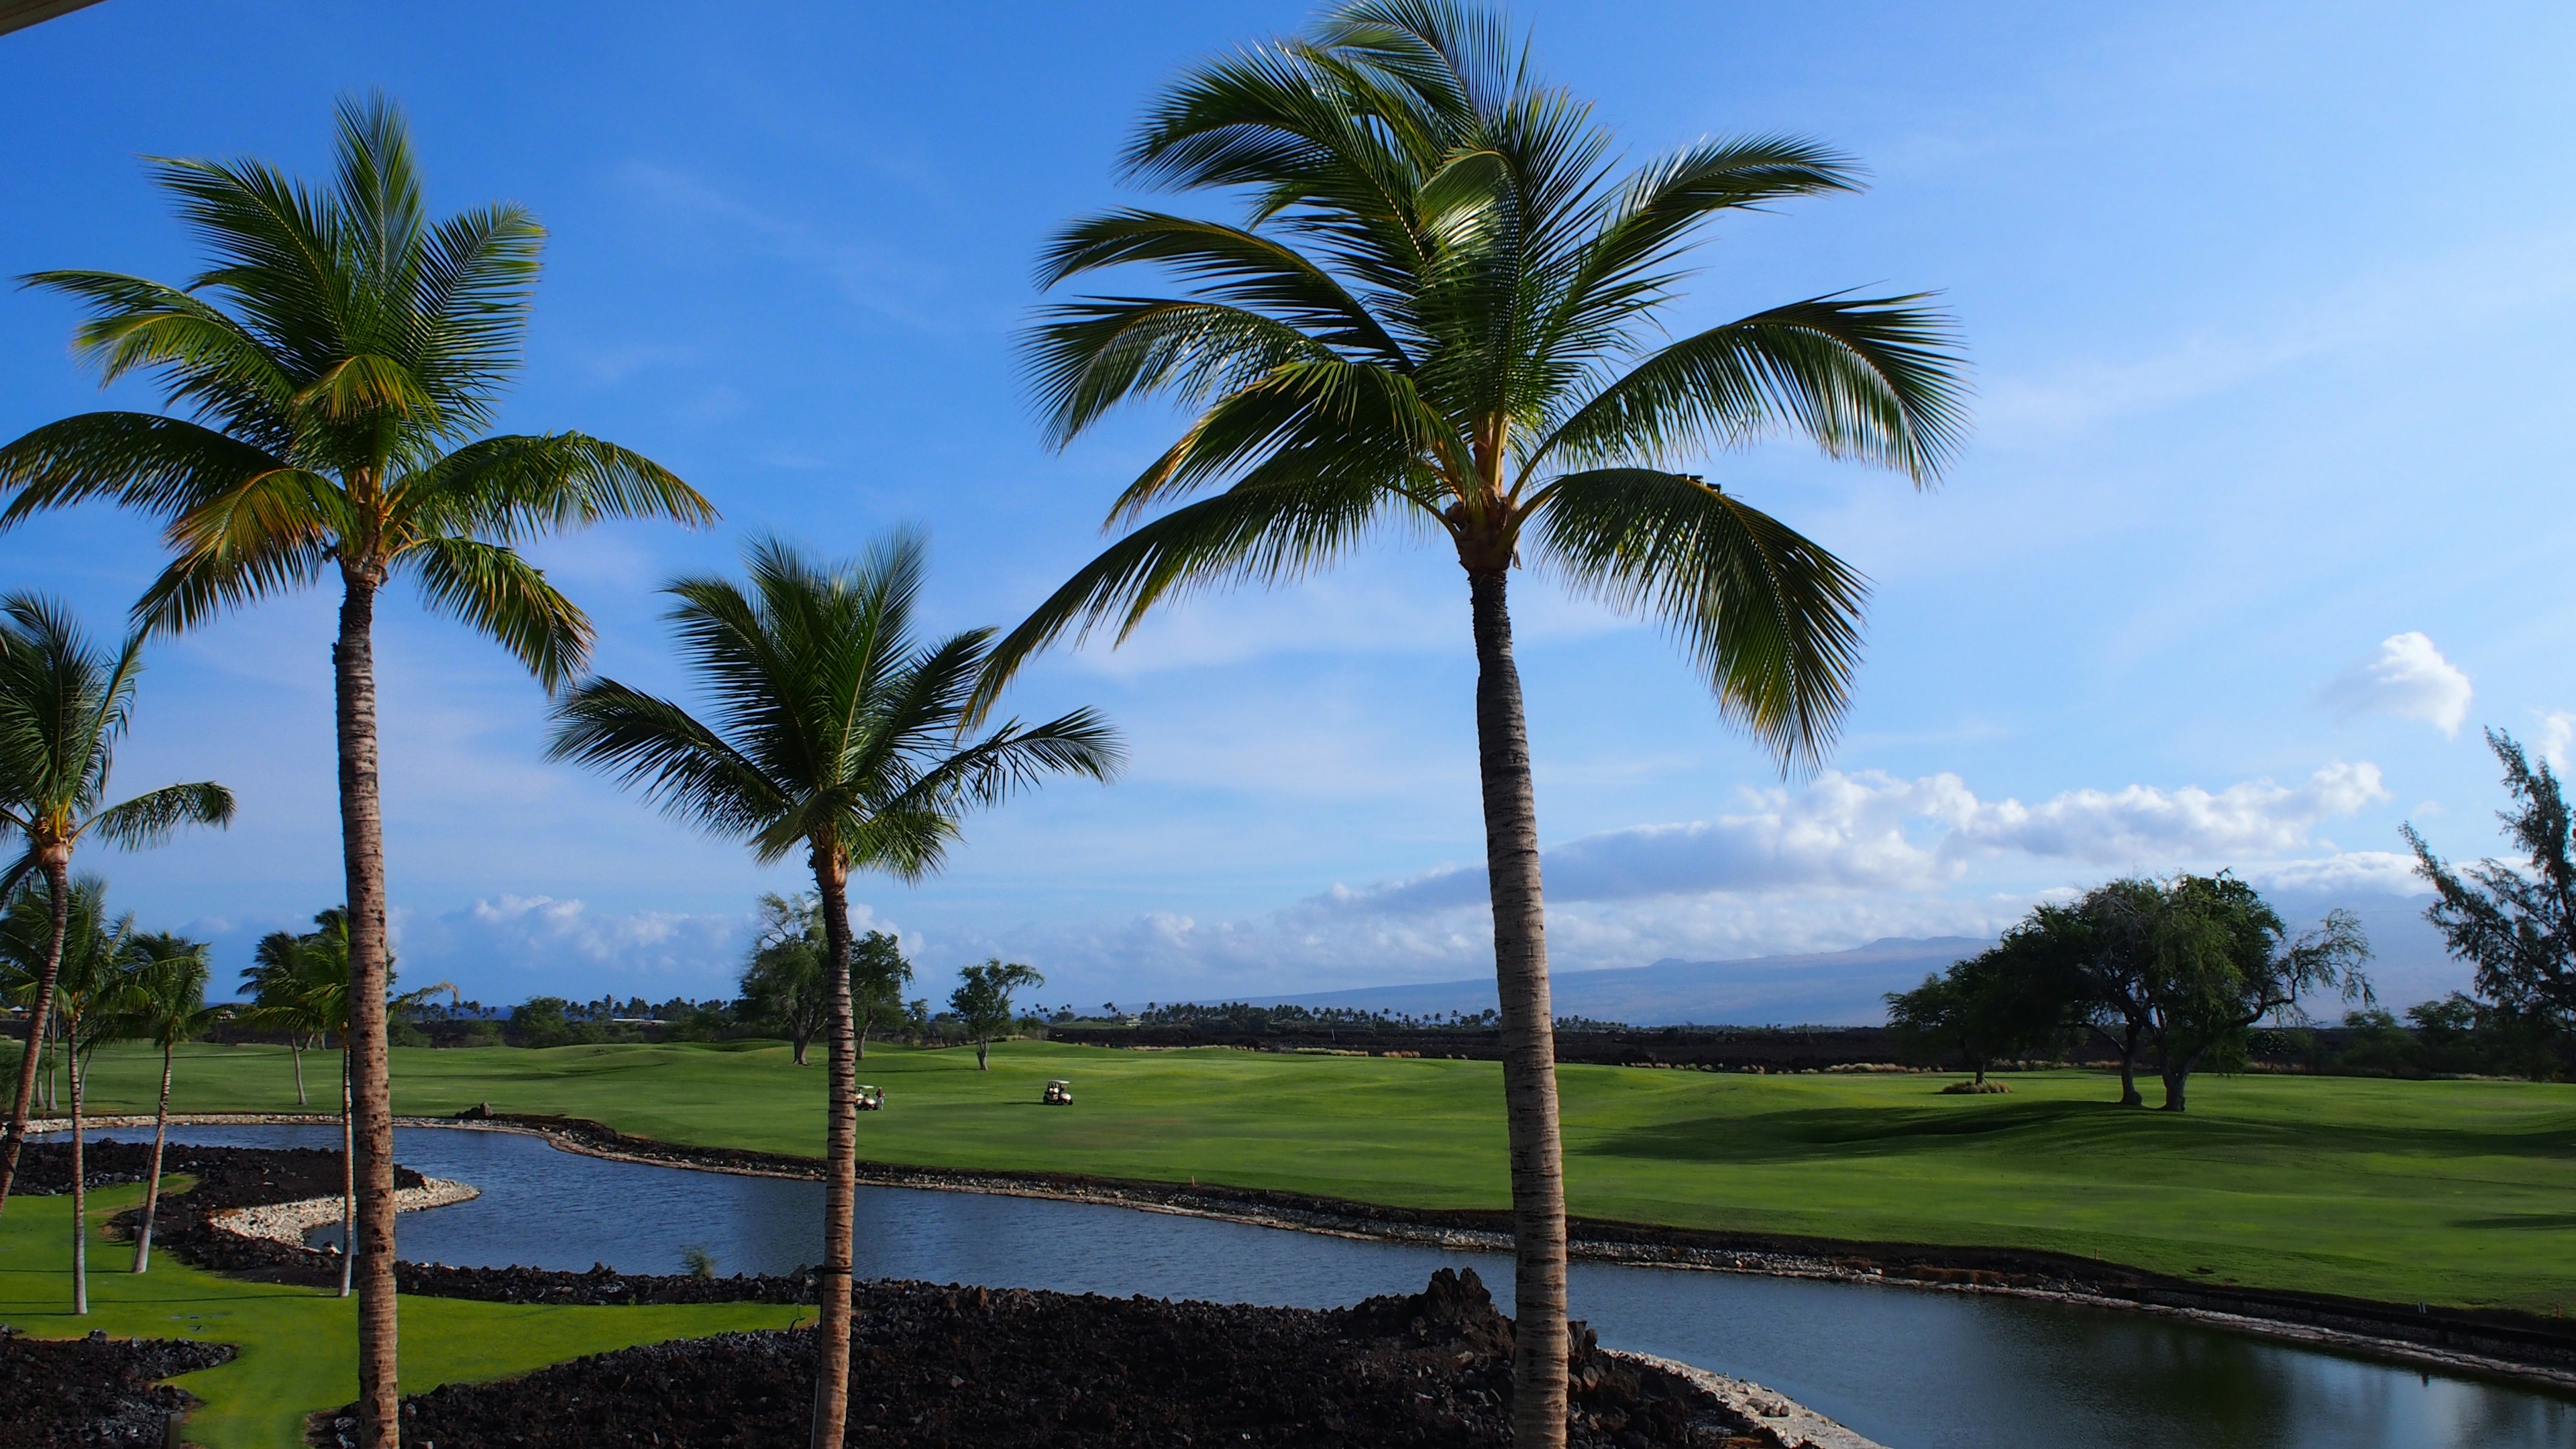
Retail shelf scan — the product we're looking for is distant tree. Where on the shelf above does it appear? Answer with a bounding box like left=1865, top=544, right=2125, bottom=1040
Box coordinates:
left=738, top=893, right=828, bottom=1065
left=2334, top=1008, right=2416, bottom=1077
left=2135, top=874, right=2371, bottom=1112
left=1884, top=931, right=2074, bottom=1086
left=545, top=534, right=1118, bottom=1447
left=851, top=930, right=912, bottom=1061
left=107, top=930, right=218, bottom=1273
left=2406, top=731, right=2576, bottom=1049
left=509, top=996, right=574, bottom=1049
left=0, top=596, right=232, bottom=1220
left=951, top=961, right=1044, bottom=1071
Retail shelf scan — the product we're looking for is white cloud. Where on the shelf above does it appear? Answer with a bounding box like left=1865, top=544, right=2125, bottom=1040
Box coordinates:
left=1318, top=762, right=2388, bottom=913
left=394, top=895, right=764, bottom=1001
left=966, top=761, right=2409, bottom=1002
left=2320, top=632, right=2473, bottom=738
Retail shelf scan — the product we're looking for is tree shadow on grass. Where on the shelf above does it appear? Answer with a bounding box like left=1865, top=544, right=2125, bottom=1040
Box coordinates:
left=1577, top=1095, right=2576, bottom=1169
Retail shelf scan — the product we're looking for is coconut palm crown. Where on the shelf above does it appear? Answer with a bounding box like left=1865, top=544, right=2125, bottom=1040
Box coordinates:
left=977, top=6, right=1967, bottom=1446
left=0, top=594, right=233, bottom=1220
left=0, top=94, right=713, bottom=1446
left=547, top=532, right=1121, bottom=1449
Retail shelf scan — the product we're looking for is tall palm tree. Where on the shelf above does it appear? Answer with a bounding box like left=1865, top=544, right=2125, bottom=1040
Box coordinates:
left=547, top=533, right=1121, bottom=1449
left=107, top=930, right=219, bottom=1273
left=973, top=5, right=1966, bottom=1442
left=0, top=97, right=714, bottom=1440
left=0, top=595, right=232, bottom=1219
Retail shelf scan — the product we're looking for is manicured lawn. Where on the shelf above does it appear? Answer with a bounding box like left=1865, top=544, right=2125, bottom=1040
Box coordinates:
left=0, top=1179, right=806, bottom=1448
left=55, top=1038, right=2576, bottom=1316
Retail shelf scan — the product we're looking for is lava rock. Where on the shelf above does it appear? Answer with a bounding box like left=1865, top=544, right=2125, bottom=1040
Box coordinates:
left=374, top=1268, right=1784, bottom=1448
left=0, top=1333, right=231, bottom=1447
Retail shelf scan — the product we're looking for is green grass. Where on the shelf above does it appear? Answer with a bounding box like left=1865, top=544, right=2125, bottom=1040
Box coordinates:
left=0, top=1179, right=806, bottom=1447
left=23, top=1038, right=2576, bottom=1440
left=53, top=1037, right=2576, bottom=1316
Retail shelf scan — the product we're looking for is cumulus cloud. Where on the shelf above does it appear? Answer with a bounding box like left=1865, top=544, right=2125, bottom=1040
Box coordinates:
left=2320, top=632, right=2472, bottom=738
left=396, top=895, right=782, bottom=1001
left=1320, top=763, right=2388, bottom=914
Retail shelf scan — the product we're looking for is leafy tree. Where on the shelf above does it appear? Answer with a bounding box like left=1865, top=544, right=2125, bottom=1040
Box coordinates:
left=2135, top=875, right=2370, bottom=1112
left=738, top=893, right=828, bottom=1065
left=2406, top=730, right=2576, bottom=1046
left=0, top=98, right=713, bottom=1440
left=106, top=930, right=218, bottom=1273
left=509, top=995, right=574, bottom=1049
left=851, top=929, right=912, bottom=1061
left=950, top=960, right=1043, bottom=1071
left=2051, top=881, right=2168, bottom=1107
left=546, top=534, right=1118, bottom=1449
left=975, top=7, right=1963, bottom=1433
left=0, top=596, right=231, bottom=1218
left=1884, top=932, right=2074, bottom=1086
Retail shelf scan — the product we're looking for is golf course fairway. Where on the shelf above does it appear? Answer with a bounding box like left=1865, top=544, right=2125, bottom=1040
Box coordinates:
left=44, top=1037, right=2576, bottom=1316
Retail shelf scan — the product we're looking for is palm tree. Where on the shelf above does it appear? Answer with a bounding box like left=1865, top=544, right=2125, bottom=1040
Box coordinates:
left=107, top=930, right=218, bottom=1273
left=0, top=875, right=136, bottom=1315
left=0, top=595, right=233, bottom=1220
left=973, top=6, right=1966, bottom=1442
left=547, top=533, right=1120, bottom=1449
left=242, top=925, right=324, bottom=1106
left=242, top=908, right=445, bottom=1297
left=0, top=97, right=714, bottom=1438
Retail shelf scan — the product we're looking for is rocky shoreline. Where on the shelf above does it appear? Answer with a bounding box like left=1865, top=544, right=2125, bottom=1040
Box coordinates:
left=28, top=1125, right=1880, bottom=1447
left=336, top=1269, right=1835, bottom=1449
left=46, top=1110, right=2576, bottom=1433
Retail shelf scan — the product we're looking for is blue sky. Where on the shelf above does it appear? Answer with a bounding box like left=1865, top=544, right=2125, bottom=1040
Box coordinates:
left=2, top=0, right=2570, bottom=1012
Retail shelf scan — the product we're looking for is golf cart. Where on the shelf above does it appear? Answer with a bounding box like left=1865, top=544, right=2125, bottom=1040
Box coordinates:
left=856, top=1085, right=884, bottom=1112
left=1042, top=1079, right=1073, bottom=1106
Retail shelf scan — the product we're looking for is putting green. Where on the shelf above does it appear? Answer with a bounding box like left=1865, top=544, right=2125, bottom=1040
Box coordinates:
left=52, top=1037, right=2576, bottom=1315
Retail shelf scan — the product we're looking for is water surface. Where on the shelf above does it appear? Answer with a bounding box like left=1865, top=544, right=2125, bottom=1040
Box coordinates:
left=105, top=1123, right=2576, bottom=1449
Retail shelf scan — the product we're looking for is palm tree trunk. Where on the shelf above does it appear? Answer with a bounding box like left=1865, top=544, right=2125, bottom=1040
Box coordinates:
left=68, top=1017, right=86, bottom=1315
left=339, top=1046, right=356, bottom=1297
left=334, top=569, right=402, bottom=1448
left=291, top=1037, right=306, bottom=1108
left=0, top=853, right=74, bottom=1220
left=806, top=849, right=859, bottom=1449
left=1466, top=568, right=1568, bottom=1449
left=134, top=1044, right=174, bottom=1273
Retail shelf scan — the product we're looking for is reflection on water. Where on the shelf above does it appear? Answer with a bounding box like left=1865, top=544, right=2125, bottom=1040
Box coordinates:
left=105, top=1124, right=2576, bottom=1449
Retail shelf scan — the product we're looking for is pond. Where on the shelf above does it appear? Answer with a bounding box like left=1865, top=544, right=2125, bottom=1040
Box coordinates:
left=99, top=1122, right=2576, bottom=1449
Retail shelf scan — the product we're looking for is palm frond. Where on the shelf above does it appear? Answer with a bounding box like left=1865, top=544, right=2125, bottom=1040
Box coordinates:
left=1539, top=292, right=1968, bottom=483
left=969, top=472, right=1407, bottom=720
left=546, top=680, right=789, bottom=849
left=0, top=413, right=299, bottom=529
left=399, top=431, right=716, bottom=542
left=401, top=536, right=592, bottom=690
left=85, top=782, right=237, bottom=851
left=1530, top=468, right=1868, bottom=767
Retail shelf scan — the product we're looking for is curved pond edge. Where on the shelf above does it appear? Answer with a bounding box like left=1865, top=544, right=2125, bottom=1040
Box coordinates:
left=60, top=1108, right=2576, bottom=1399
